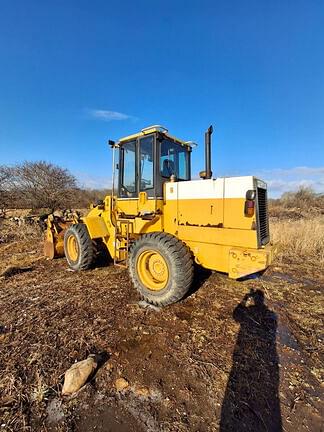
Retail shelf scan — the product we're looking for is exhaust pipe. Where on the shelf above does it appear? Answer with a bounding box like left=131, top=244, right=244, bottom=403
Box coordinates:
left=200, top=125, right=213, bottom=179
left=205, top=125, right=213, bottom=179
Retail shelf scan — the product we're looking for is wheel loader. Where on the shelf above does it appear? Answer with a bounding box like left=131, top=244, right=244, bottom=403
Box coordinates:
left=44, top=125, right=274, bottom=306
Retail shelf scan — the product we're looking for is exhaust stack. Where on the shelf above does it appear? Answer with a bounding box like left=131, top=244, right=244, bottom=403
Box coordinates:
left=200, top=125, right=213, bottom=179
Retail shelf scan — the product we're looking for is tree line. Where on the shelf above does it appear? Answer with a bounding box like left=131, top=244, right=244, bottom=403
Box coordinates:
left=0, top=161, right=111, bottom=210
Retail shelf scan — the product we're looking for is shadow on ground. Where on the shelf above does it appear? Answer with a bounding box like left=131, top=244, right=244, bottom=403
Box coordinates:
left=220, top=289, right=282, bottom=432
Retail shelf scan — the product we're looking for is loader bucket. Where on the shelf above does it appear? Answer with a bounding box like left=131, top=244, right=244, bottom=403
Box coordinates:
left=44, top=228, right=66, bottom=259
left=43, top=215, right=73, bottom=259
left=44, top=228, right=56, bottom=259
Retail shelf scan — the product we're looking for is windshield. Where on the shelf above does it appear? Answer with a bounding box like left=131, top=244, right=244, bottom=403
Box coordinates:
left=160, top=139, right=190, bottom=181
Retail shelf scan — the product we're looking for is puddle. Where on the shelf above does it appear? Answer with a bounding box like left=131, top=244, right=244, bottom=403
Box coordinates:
left=238, top=272, right=263, bottom=281
left=262, top=271, right=318, bottom=287
left=262, top=272, right=297, bottom=284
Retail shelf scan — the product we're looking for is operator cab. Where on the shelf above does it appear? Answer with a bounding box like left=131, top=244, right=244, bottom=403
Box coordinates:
left=117, top=126, right=192, bottom=199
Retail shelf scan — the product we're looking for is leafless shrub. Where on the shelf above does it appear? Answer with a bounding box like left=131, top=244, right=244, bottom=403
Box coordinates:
left=279, top=187, right=323, bottom=209
left=269, top=187, right=324, bottom=219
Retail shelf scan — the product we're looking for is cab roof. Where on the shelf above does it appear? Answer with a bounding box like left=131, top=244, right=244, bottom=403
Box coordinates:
left=118, top=125, right=194, bottom=147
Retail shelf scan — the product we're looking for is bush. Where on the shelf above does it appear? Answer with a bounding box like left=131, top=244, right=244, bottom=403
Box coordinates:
left=269, top=187, right=324, bottom=220
left=280, top=187, right=324, bottom=209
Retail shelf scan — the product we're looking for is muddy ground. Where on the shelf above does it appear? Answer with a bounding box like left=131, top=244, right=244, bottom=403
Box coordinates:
left=0, top=223, right=323, bottom=431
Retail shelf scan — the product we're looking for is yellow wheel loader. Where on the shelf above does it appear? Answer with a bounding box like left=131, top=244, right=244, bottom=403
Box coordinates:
left=44, top=125, right=274, bottom=306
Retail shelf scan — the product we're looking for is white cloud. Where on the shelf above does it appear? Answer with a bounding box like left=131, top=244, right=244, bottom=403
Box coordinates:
left=260, top=166, right=324, bottom=177
left=257, top=166, right=324, bottom=197
left=89, top=109, right=135, bottom=122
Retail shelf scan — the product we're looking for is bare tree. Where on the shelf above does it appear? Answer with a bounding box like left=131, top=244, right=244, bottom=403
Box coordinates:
left=0, top=161, right=115, bottom=210
left=0, top=161, right=78, bottom=209
left=0, top=165, right=13, bottom=211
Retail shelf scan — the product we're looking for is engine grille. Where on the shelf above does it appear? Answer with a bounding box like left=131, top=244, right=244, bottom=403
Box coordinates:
left=256, top=187, right=270, bottom=245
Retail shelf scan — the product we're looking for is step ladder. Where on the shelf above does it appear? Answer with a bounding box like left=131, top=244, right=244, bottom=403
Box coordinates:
left=113, top=219, right=134, bottom=268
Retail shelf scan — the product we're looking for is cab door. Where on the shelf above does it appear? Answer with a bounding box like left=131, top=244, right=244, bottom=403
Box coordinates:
left=117, top=135, right=156, bottom=216
left=139, top=135, right=155, bottom=198
left=117, top=139, right=138, bottom=215
left=119, top=140, right=137, bottom=199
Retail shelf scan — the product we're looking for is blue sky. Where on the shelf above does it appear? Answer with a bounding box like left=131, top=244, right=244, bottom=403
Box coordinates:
left=0, top=0, right=323, bottom=196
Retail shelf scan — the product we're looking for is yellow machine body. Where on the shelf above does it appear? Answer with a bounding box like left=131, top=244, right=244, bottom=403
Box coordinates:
left=79, top=176, right=273, bottom=279
left=45, top=125, right=274, bottom=280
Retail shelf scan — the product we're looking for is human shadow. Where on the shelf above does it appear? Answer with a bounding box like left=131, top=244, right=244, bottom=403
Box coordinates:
left=220, top=289, right=282, bottom=432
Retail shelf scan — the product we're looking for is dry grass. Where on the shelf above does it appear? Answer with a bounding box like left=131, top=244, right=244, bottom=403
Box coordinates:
left=0, top=218, right=42, bottom=243
left=271, top=215, right=324, bottom=263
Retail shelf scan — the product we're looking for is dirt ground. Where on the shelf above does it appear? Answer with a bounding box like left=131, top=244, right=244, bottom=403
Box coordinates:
left=0, top=221, right=323, bottom=431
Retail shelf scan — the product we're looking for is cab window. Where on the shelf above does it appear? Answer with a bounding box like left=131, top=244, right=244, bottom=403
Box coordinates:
left=120, top=140, right=136, bottom=197
left=140, top=136, right=154, bottom=191
left=160, top=139, right=189, bottom=180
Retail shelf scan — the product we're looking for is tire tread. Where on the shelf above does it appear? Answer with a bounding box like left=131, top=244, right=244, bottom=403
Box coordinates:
left=128, top=232, right=194, bottom=306
left=64, top=223, right=94, bottom=270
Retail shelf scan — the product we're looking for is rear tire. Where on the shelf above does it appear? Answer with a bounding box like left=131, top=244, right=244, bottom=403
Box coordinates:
left=128, top=232, right=194, bottom=306
left=64, top=223, right=95, bottom=270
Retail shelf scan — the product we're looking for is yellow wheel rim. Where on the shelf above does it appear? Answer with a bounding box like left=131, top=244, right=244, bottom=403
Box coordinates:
left=67, top=235, right=79, bottom=261
left=137, top=249, right=169, bottom=291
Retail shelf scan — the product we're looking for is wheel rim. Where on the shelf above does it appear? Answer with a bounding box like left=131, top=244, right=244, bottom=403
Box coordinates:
left=67, top=235, right=79, bottom=261
left=137, top=249, right=169, bottom=291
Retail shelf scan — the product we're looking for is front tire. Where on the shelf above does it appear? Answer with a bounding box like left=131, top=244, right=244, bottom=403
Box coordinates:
left=64, top=223, right=95, bottom=270
left=128, top=232, right=194, bottom=306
